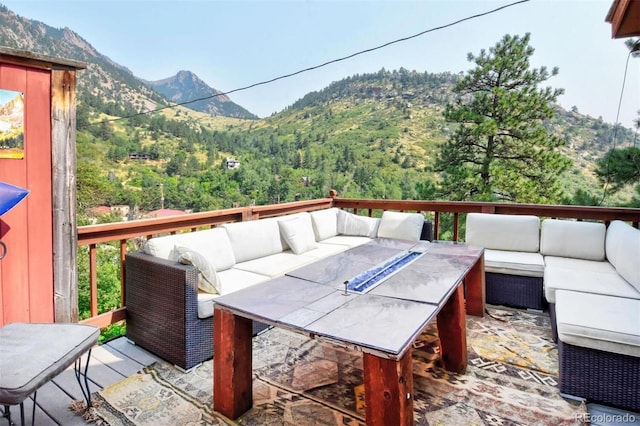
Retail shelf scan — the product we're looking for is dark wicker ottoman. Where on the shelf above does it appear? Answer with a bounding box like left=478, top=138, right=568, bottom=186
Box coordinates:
left=559, top=340, right=640, bottom=412
left=485, top=272, right=546, bottom=310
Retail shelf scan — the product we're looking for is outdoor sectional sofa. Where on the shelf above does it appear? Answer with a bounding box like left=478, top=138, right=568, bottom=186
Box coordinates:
left=125, top=208, right=432, bottom=370
left=542, top=219, right=640, bottom=412
left=465, top=213, right=640, bottom=411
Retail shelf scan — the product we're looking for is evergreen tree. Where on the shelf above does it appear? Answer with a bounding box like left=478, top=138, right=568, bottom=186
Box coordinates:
left=434, top=33, right=571, bottom=202
left=596, top=146, right=640, bottom=195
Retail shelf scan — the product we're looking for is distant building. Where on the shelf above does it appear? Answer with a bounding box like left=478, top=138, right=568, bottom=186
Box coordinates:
left=146, top=208, right=188, bottom=218
left=87, top=205, right=131, bottom=223
left=128, top=152, right=153, bottom=160
left=88, top=206, right=111, bottom=216
left=224, top=157, right=240, bottom=170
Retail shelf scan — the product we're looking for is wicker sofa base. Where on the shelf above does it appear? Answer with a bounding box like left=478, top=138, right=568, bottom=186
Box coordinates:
left=485, top=272, right=545, bottom=310
left=126, top=251, right=269, bottom=371
left=559, top=340, right=640, bottom=412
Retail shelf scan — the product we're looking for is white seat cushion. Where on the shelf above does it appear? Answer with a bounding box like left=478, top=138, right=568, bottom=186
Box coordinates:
left=198, top=268, right=273, bottom=318
left=319, top=235, right=372, bottom=248
left=197, top=292, right=219, bottom=319
left=555, top=290, right=640, bottom=357
left=483, top=249, right=544, bottom=277
left=606, top=220, right=640, bottom=292
left=540, top=219, right=606, bottom=261
left=544, top=261, right=640, bottom=304
left=543, top=256, right=617, bottom=273
left=232, top=251, right=319, bottom=278
left=304, top=242, right=350, bottom=259
left=376, top=211, right=424, bottom=241
left=465, top=213, right=540, bottom=252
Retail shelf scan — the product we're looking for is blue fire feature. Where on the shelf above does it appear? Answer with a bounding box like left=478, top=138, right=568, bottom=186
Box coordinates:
left=347, top=250, right=423, bottom=293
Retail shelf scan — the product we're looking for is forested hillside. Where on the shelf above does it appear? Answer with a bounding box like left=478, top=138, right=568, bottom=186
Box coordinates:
left=0, top=3, right=636, bottom=225
left=76, top=67, right=637, bottom=224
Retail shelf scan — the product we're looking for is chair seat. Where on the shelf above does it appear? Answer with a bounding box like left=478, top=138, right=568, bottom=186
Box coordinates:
left=0, top=323, right=99, bottom=405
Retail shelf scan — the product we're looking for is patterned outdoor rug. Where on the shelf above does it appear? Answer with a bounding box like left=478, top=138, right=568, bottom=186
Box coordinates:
left=76, top=307, right=588, bottom=425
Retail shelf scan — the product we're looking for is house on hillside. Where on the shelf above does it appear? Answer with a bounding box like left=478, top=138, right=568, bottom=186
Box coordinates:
left=87, top=205, right=131, bottom=222
left=128, top=152, right=152, bottom=160
left=224, top=157, right=240, bottom=170
left=145, top=208, right=188, bottom=218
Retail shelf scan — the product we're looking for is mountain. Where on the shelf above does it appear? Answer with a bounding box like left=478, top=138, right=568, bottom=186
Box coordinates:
left=0, top=3, right=636, bottom=213
left=0, top=5, right=255, bottom=119
left=146, top=71, right=257, bottom=119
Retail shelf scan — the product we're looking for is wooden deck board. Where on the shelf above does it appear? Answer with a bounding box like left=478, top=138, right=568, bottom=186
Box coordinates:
left=34, top=381, right=90, bottom=426
left=104, top=337, right=159, bottom=366
left=1, top=336, right=158, bottom=425
left=89, top=343, right=146, bottom=378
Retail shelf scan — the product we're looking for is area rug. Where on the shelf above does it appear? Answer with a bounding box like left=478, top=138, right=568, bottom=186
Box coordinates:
left=76, top=307, right=588, bottom=425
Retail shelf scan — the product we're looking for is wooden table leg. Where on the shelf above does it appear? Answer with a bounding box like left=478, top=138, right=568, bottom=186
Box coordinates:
left=436, top=284, right=467, bottom=373
left=464, top=252, right=485, bottom=317
left=213, top=307, right=253, bottom=419
left=363, top=349, right=413, bottom=426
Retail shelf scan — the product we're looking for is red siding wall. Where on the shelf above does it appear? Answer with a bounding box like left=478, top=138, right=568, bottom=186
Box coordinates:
left=0, top=63, right=53, bottom=326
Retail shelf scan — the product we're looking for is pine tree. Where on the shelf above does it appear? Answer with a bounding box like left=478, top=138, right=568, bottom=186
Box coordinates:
left=434, top=33, right=571, bottom=202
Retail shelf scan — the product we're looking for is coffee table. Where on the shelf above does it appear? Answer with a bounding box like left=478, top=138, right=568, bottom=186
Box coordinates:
left=213, top=238, right=484, bottom=425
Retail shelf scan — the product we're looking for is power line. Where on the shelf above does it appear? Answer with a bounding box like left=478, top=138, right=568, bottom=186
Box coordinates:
left=101, top=0, right=530, bottom=123
left=598, top=46, right=637, bottom=206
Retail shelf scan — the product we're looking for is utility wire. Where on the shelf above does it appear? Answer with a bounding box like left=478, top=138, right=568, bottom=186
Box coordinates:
left=598, top=46, right=637, bottom=206
left=101, top=0, right=530, bottom=123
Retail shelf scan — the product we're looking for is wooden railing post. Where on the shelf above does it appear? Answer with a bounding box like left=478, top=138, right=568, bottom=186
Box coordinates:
left=89, top=243, right=98, bottom=317
left=119, top=239, right=127, bottom=307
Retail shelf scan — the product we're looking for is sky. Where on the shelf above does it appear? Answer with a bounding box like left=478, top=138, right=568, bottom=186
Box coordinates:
left=2, top=0, right=638, bottom=128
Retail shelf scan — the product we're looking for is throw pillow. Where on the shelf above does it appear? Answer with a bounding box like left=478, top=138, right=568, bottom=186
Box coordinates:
left=175, top=246, right=220, bottom=294
left=278, top=217, right=318, bottom=254
left=337, top=210, right=380, bottom=237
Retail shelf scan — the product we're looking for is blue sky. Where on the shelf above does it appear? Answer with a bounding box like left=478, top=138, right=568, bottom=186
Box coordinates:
left=2, top=0, right=638, bottom=128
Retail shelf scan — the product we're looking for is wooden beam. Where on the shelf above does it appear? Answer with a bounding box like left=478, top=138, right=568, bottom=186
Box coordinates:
left=52, top=68, right=79, bottom=323
left=363, top=350, right=413, bottom=426
left=80, top=307, right=126, bottom=328
left=465, top=253, right=486, bottom=317
left=606, top=0, right=640, bottom=38
left=437, top=284, right=467, bottom=373
left=213, top=308, right=253, bottom=419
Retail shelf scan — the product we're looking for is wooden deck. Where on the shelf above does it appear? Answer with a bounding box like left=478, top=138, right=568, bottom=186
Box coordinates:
left=2, top=335, right=637, bottom=425
left=0, top=337, right=160, bottom=425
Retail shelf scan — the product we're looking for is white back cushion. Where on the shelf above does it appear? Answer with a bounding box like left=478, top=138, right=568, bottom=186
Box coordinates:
left=465, top=213, right=540, bottom=252
left=377, top=211, right=424, bottom=241
left=222, top=218, right=283, bottom=263
left=337, top=210, right=380, bottom=238
left=606, top=220, right=640, bottom=291
left=144, top=228, right=236, bottom=271
left=310, top=208, right=339, bottom=241
left=278, top=216, right=318, bottom=254
left=540, top=219, right=605, bottom=261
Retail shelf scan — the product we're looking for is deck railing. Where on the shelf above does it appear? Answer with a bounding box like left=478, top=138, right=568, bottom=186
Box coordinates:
left=77, top=194, right=640, bottom=328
